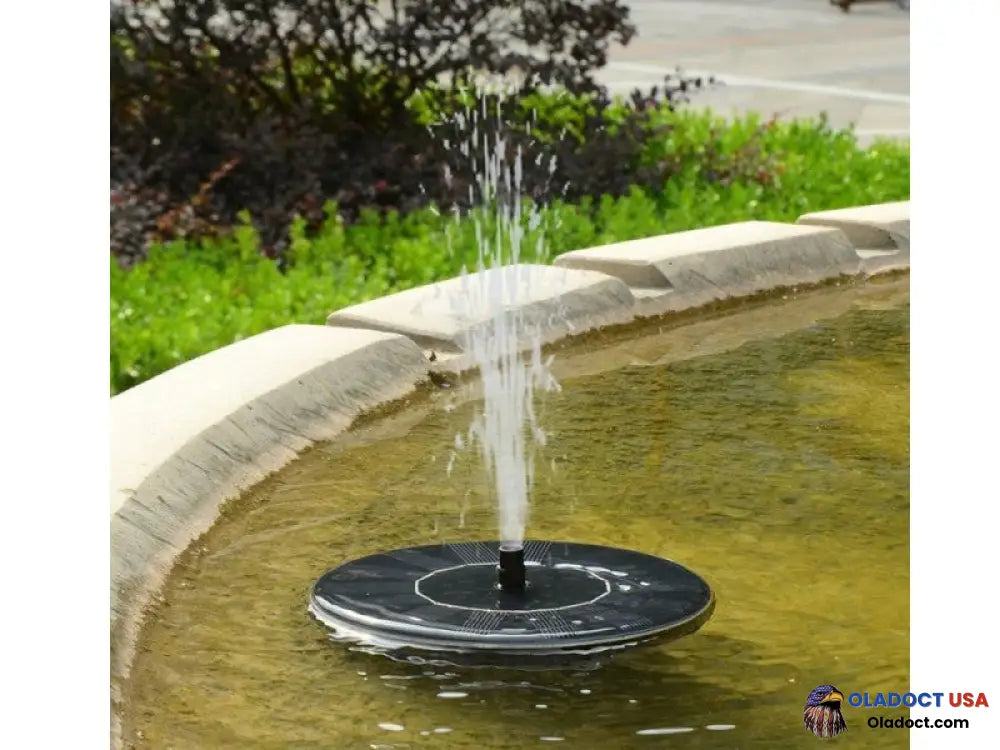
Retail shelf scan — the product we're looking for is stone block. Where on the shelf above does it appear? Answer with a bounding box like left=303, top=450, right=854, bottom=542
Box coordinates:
left=553, top=221, right=860, bottom=315
left=326, top=264, right=636, bottom=353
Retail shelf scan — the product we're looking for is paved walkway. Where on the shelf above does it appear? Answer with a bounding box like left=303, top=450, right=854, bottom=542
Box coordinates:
left=599, top=0, right=909, bottom=145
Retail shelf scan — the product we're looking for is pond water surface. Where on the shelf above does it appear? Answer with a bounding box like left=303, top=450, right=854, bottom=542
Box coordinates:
left=123, top=279, right=909, bottom=749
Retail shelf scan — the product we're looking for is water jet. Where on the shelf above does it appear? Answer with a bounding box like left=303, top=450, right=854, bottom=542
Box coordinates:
left=308, top=83, right=715, bottom=659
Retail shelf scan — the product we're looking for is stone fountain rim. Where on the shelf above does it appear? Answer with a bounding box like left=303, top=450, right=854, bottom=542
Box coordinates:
left=109, top=201, right=909, bottom=748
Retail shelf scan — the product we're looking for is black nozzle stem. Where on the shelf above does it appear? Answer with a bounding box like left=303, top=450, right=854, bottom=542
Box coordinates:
left=497, top=543, right=526, bottom=593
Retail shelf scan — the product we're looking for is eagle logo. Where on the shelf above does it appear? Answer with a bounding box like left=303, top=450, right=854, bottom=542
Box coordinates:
left=803, top=684, right=847, bottom=738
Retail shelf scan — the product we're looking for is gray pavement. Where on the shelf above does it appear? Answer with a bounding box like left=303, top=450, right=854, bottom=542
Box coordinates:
left=600, top=0, right=909, bottom=145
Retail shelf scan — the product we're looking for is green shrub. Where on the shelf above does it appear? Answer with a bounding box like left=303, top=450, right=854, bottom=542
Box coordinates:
left=111, top=110, right=909, bottom=394
left=111, top=0, right=640, bottom=262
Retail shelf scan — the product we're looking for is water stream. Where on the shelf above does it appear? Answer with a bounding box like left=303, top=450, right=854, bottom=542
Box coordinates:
left=446, top=86, right=559, bottom=547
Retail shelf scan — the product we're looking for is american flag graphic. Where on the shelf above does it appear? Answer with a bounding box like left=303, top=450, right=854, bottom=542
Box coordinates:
left=804, top=704, right=848, bottom=738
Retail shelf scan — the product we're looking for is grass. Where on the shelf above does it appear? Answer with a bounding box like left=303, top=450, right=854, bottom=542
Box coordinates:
left=111, top=109, right=909, bottom=394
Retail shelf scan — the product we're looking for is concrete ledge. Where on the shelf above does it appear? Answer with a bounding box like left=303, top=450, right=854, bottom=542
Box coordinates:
left=552, top=221, right=861, bottom=316
left=326, top=264, right=636, bottom=355
left=797, top=201, right=909, bottom=273
left=797, top=200, right=909, bottom=249
left=110, top=324, right=429, bottom=684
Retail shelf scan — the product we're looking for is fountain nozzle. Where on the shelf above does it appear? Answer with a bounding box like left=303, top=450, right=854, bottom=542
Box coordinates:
left=497, top=544, right=526, bottom=593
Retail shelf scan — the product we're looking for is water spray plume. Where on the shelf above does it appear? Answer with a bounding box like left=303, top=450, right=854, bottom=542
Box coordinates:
left=447, top=82, right=559, bottom=547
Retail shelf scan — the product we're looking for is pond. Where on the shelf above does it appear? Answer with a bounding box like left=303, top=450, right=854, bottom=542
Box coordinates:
left=122, top=278, right=908, bottom=749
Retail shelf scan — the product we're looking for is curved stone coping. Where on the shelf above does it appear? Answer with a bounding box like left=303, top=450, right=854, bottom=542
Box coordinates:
left=551, top=220, right=865, bottom=317
left=326, top=264, right=637, bottom=355
left=798, top=200, right=909, bottom=249
left=110, top=325, right=430, bottom=683
left=797, top=201, right=909, bottom=274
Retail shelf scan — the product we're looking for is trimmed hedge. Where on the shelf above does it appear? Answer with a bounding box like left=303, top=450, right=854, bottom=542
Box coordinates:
left=111, top=110, right=909, bottom=394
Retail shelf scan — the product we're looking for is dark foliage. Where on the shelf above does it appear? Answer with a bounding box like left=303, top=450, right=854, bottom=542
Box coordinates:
left=111, top=0, right=710, bottom=264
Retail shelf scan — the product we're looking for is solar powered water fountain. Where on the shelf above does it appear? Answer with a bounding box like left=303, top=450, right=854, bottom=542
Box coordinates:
left=310, top=540, right=714, bottom=656
left=308, top=85, right=715, bottom=658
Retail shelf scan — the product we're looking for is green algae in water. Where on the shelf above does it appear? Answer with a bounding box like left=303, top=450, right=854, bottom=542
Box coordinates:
left=124, top=296, right=908, bottom=749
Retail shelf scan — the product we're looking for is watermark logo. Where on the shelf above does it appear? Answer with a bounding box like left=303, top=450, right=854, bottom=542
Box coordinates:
left=803, top=686, right=987, bottom=736
left=803, top=684, right=847, bottom=738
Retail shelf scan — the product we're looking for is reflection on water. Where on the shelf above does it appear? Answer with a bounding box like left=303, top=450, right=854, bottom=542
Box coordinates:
left=122, top=284, right=908, bottom=749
